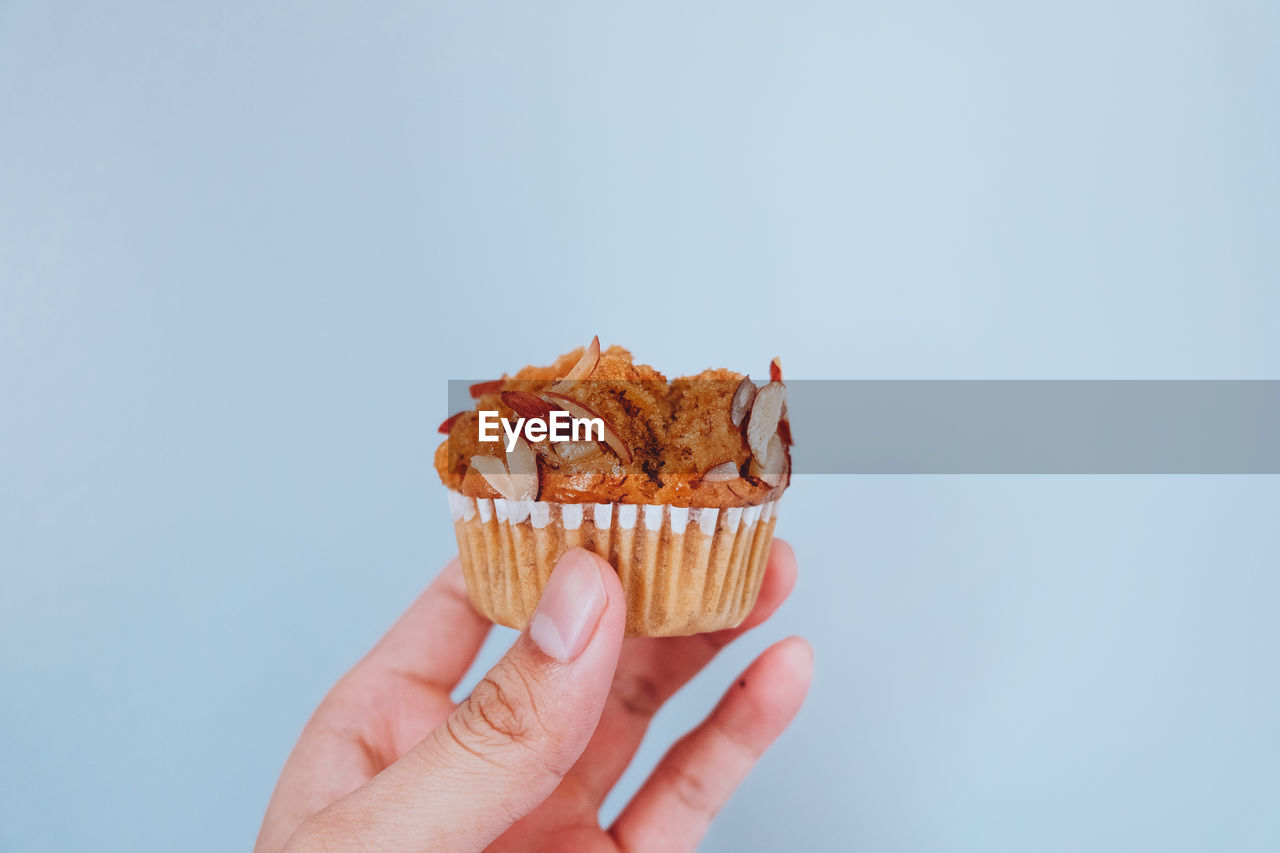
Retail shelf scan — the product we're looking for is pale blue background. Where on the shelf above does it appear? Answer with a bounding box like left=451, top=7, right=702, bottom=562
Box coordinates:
left=3, top=2, right=1279, bottom=851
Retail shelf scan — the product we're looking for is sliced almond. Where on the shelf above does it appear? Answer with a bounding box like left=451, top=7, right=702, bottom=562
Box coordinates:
left=769, top=357, right=783, bottom=383
left=501, top=390, right=554, bottom=422
left=776, top=438, right=791, bottom=486
left=777, top=417, right=794, bottom=446
left=542, top=391, right=632, bottom=464
left=746, top=381, right=786, bottom=464
left=563, top=335, right=600, bottom=381
left=505, top=437, right=539, bottom=501
left=701, top=460, right=740, bottom=483
left=730, top=376, right=757, bottom=427
left=553, top=440, right=604, bottom=463
left=437, top=411, right=464, bottom=434
left=550, top=335, right=601, bottom=394
left=748, top=433, right=787, bottom=487
left=469, top=379, right=503, bottom=398
left=470, top=455, right=518, bottom=500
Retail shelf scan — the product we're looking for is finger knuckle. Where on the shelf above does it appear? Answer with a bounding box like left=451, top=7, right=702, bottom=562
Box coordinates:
left=615, top=671, right=666, bottom=719
left=666, top=758, right=716, bottom=818
left=445, top=666, right=581, bottom=781
left=458, top=672, right=545, bottom=750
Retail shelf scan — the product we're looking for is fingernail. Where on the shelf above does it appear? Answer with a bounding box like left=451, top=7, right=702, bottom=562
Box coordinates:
left=529, top=548, right=607, bottom=662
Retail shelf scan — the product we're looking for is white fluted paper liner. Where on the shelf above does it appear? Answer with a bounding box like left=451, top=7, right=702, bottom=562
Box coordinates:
left=446, top=491, right=780, bottom=637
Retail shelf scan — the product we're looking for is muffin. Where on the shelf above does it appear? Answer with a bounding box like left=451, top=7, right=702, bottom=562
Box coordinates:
left=434, top=338, right=792, bottom=637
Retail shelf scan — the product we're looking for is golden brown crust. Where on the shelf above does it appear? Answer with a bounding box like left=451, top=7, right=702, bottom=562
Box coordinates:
left=435, top=341, right=791, bottom=507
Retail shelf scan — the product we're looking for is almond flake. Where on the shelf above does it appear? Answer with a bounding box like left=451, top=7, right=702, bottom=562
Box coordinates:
left=748, top=433, right=787, bottom=487
left=563, top=335, right=600, bottom=381
left=501, top=390, right=554, bottom=422
left=701, top=460, right=740, bottom=483
left=471, top=455, right=518, bottom=501
left=730, top=376, right=757, bottom=427
left=542, top=391, right=632, bottom=464
left=550, top=335, right=601, bottom=394
left=746, top=381, right=786, bottom=464
left=553, top=441, right=603, bottom=462
left=505, top=437, right=539, bottom=501
left=777, top=418, right=793, bottom=446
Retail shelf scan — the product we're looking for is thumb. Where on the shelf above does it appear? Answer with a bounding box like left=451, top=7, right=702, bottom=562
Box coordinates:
left=296, top=548, right=625, bottom=852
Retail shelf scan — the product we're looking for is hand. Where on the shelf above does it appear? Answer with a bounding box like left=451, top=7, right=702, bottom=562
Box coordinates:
left=256, top=541, right=811, bottom=852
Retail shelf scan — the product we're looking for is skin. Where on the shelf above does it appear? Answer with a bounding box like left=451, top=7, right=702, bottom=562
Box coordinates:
left=256, top=539, right=812, bottom=852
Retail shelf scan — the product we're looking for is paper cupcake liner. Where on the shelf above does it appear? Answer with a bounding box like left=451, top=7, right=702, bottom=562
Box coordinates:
left=446, top=491, right=779, bottom=637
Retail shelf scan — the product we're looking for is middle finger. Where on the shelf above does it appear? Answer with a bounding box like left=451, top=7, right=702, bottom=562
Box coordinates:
left=563, top=538, right=798, bottom=804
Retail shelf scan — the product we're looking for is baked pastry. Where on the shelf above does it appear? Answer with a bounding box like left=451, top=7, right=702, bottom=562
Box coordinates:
left=434, top=338, right=791, bottom=636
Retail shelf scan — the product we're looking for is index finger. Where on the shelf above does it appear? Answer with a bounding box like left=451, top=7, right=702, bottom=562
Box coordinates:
left=360, top=557, right=493, bottom=693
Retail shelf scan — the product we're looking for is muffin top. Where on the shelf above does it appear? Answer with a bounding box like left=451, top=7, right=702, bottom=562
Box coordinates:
left=434, top=338, right=791, bottom=507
